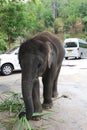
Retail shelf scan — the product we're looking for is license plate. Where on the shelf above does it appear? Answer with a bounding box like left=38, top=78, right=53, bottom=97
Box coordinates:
left=67, top=50, right=72, bottom=53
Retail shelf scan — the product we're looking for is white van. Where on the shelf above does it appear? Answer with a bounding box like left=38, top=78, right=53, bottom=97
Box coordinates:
left=64, top=38, right=87, bottom=59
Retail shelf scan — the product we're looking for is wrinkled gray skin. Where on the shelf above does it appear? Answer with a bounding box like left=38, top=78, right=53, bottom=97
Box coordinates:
left=18, top=31, right=65, bottom=121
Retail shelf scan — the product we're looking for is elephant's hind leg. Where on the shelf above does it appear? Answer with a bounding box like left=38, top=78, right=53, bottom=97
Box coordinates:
left=42, top=70, right=53, bottom=109
left=52, top=65, right=61, bottom=98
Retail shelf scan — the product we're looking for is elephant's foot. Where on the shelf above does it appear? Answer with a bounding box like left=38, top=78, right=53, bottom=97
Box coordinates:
left=31, top=108, right=42, bottom=121
left=31, top=116, right=42, bottom=121
left=52, top=91, right=58, bottom=98
left=42, top=102, right=53, bottom=109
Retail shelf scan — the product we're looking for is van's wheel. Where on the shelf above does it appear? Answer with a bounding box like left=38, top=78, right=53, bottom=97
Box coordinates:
left=1, top=64, right=13, bottom=76
left=65, top=57, right=68, bottom=60
left=80, top=52, right=83, bottom=59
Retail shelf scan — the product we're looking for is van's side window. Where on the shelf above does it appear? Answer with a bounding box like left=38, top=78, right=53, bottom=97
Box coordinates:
left=79, top=42, right=87, bottom=48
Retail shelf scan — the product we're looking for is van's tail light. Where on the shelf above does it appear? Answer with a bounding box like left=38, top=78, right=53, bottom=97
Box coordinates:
left=77, top=48, right=79, bottom=51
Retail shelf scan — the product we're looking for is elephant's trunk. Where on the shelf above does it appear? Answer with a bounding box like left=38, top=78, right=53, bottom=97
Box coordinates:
left=22, top=80, right=34, bottom=120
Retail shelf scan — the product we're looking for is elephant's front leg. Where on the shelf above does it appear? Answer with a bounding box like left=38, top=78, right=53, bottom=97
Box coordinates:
left=32, top=79, right=42, bottom=120
left=42, top=69, right=54, bottom=109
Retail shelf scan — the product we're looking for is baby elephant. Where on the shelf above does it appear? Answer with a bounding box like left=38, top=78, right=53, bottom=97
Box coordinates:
left=18, top=31, right=65, bottom=121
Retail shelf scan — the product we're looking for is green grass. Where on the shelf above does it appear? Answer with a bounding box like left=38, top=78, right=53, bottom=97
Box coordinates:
left=0, top=91, right=52, bottom=130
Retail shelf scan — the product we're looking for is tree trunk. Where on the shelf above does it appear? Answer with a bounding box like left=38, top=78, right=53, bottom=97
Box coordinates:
left=8, top=35, right=10, bottom=50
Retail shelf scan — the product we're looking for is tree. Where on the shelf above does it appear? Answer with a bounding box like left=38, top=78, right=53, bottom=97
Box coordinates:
left=0, top=2, right=28, bottom=49
left=82, top=16, right=87, bottom=33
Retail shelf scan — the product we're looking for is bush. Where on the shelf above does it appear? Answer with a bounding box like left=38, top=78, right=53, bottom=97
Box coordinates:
left=64, top=33, right=71, bottom=39
left=0, top=39, right=7, bottom=54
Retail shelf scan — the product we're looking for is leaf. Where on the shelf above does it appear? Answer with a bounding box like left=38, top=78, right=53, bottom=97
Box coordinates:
left=32, top=111, right=52, bottom=117
left=17, top=116, right=32, bottom=130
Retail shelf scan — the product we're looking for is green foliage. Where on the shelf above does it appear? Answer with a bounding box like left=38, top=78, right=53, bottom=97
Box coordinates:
left=63, top=21, right=70, bottom=32
left=0, top=0, right=7, bottom=5
left=0, top=1, right=31, bottom=50
left=0, top=91, right=52, bottom=130
left=0, top=0, right=87, bottom=46
left=64, top=33, right=71, bottom=39
left=54, top=18, right=59, bottom=34
left=0, top=2, right=29, bottom=41
left=78, top=2, right=87, bottom=17
left=82, top=16, right=87, bottom=33
left=82, top=16, right=87, bottom=24
left=0, top=91, right=24, bottom=113
left=43, top=9, right=54, bottom=28
left=0, top=39, right=7, bottom=53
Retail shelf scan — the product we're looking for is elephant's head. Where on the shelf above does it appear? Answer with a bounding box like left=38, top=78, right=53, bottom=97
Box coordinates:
left=19, top=38, right=53, bottom=120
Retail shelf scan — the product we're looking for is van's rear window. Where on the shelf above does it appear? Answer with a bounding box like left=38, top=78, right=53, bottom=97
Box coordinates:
left=65, top=42, right=77, bottom=48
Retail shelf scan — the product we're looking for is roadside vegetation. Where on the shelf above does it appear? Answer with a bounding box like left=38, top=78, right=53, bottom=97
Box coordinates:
left=0, top=0, right=87, bottom=53
left=0, top=91, right=52, bottom=130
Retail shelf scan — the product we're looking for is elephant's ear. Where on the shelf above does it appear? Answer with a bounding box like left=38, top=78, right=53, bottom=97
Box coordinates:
left=47, top=42, right=53, bottom=68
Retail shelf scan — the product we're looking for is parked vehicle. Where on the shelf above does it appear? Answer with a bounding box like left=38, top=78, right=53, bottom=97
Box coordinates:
left=64, top=38, right=87, bottom=59
left=0, top=46, right=21, bottom=75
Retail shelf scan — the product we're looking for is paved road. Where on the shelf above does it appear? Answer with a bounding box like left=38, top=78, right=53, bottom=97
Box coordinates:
left=0, top=58, right=87, bottom=130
